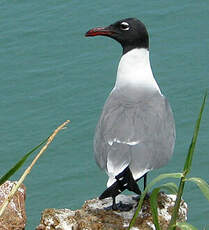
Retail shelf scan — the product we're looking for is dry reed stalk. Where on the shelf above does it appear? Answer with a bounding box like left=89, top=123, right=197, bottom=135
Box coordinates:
left=0, top=120, right=70, bottom=217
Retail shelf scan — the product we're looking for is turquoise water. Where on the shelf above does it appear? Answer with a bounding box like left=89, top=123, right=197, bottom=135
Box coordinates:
left=0, top=1, right=208, bottom=228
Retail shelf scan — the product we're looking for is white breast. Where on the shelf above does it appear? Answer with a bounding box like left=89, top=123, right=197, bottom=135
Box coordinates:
left=114, top=48, right=161, bottom=99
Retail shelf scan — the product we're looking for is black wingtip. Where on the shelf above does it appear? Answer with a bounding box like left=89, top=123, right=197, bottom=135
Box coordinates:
left=99, top=166, right=141, bottom=200
left=99, top=181, right=124, bottom=200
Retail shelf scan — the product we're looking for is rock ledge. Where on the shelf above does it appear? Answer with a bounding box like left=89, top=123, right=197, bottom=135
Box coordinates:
left=36, top=192, right=187, bottom=230
left=0, top=181, right=26, bottom=230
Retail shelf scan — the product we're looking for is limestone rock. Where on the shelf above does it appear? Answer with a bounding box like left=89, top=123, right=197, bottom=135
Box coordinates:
left=0, top=181, right=26, bottom=230
left=36, top=192, right=187, bottom=230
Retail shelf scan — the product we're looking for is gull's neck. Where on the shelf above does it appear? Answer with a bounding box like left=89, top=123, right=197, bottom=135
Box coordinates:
left=114, top=48, right=161, bottom=99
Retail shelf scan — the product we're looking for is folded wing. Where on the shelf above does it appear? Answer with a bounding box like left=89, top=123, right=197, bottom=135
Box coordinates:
left=94, top=90, right=175, bottom=187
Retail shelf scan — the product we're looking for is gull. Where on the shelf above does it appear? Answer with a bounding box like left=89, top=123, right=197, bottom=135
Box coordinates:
left=85, top=18, right=175, bottom=211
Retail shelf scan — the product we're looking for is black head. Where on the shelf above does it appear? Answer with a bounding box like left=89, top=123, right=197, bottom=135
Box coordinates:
left=85, top=18, right=149, bottom=54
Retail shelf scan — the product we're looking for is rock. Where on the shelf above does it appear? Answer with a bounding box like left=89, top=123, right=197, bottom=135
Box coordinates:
left=36, top=192, right=187, bottom=230
left=0, top=181, right=26, bottom=230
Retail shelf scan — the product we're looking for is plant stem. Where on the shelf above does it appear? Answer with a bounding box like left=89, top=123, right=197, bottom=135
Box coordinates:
left=168, top=91, right=207, bottom=229
left=168, top=175, right=185, bottom=229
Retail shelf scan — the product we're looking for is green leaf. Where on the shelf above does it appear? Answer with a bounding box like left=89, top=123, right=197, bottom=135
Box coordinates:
left=187, top=177, right=209, bottom=202
left=150, top=188, right=161, bottom=230
left=0, top=137, right=48, bottom=185
left=176, top=222, right=198, bottom=230
left=128, top=173, right=182, bottom=229
left=183, top=91, right=207, bottom=174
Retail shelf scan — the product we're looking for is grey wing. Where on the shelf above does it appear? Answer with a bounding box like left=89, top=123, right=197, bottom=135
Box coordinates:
left=130, top=94, right=176, bottom=180
left=94, top=91, right=133, bottom=172
left=94, top=91, right=175, bottom=183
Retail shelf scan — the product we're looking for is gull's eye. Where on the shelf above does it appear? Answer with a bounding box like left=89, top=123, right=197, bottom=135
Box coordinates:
left=120, top=22, right=130, bottom=31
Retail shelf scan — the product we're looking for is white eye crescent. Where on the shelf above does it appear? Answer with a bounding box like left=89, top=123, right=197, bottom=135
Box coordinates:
left=120, top=22, right=130, bottom=31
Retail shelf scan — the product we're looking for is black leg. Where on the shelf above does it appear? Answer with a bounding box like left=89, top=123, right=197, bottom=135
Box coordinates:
left=132, top=173, right=149, bottom=202
left=143, top=173, right=150, bottom=200
left=112, top=196, right=117, bottom=210
left=143, top=173, right=147, bottom=190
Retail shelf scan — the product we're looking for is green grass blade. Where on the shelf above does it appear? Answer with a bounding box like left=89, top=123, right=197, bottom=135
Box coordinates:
left=159, top=182, right=178, bottom=194
left=128, top=173, right=182, bottom=229
left=183, top=92, right=207, bottom=173
left=187, top=177, right=209, bottom=202
left=0, top=137, right=49, bottom=185
left=176, top=222, right=198, bottom=230
left=150, top=187, right=161, bottom=230
left=150, top=183, right=177, bottom=230
left=146, top=173, right=182, bottom=190
left=168, top=92, right=207, bottom=229
left=128, top=189, right=147, bottom=229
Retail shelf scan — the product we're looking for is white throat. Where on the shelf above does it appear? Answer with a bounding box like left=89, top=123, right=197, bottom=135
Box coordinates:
left=114, top=48, right=161, bottom=98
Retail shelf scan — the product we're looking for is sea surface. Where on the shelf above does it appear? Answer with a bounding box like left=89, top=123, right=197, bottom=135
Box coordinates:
left=0, top=1, right=208, bottom=229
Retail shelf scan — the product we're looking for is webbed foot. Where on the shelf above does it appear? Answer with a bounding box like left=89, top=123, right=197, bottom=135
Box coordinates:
left=105, top=201, right=133, bottom=211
